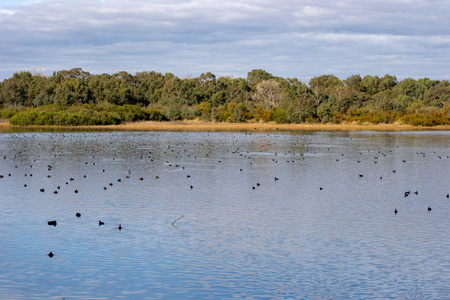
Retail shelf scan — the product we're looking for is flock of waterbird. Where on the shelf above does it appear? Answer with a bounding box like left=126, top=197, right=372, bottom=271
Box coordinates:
left=0, top=131, right=449, bottom=259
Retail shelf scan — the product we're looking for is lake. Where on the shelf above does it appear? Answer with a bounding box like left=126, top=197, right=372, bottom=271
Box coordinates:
left=0, top=130, right=449, bottom=299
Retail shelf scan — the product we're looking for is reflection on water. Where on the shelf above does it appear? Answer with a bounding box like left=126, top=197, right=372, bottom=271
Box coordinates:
left=0, top=131, right=449, bottom=299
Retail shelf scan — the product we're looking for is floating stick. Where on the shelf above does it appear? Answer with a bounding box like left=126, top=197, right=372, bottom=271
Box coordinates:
left=172, top=215, right=185, bottom=227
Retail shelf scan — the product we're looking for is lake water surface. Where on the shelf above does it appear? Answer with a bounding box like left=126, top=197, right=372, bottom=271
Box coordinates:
left=0, top=130, right=449, bottom=299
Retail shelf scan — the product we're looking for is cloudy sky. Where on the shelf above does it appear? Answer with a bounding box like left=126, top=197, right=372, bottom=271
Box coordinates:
left=1, top=0, right=449, bottom=81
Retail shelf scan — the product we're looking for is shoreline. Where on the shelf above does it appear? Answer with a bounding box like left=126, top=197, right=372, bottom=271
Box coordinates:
left=1, top=119, right=449, bottom=132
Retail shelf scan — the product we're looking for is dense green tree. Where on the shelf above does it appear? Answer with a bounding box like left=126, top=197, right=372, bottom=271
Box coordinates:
left=211, top=91, right=229, bottom=107
left=56, top=68, right=90, bottom=80
left=134, top=71, right=165, bottom=104
left=393, top=78, right=417, bottom=98
left=247, top=69, right=274, bottom=87
left=309, top=74, right=343, bottom=105
left=379, top=74, right=397, bottom=92
left=427, top=80, right=450, bottom=104
left=0, top=71, right=33, bottom=107
left=360, top=75, right=381, bottom=95
left=284, top=78, right=309, bottom=101
left=344, top=74, right=362, bottom=91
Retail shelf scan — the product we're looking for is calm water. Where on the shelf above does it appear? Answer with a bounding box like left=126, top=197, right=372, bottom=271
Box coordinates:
left=0, top=130, right=449, bottom=299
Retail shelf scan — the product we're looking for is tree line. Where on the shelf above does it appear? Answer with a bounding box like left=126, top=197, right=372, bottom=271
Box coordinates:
left=1, top=68, right=449, bottom=126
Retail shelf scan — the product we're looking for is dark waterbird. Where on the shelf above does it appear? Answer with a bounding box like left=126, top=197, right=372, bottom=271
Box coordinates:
left=394, top=209, right=398, bottom=215
left=48, top=220, right=57, bottom=226
left=48, top=252, right=54, bottom=257
left=118, top=224, right=122, bottom=230
left=428, top=207, right=432, bottom=211
left=76, top=212, right=81, bottom=217
left=99, top=220, right=105, bottom=226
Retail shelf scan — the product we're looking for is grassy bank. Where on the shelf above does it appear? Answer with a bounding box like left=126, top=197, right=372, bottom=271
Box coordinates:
left=2, top=119, right=449, bottom=132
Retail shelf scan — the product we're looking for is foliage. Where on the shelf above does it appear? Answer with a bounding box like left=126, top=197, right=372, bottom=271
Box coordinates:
left=146, top=108, right=168, bottom=121
left=1, top=68, right=450, bottom=126
left=8, top=104, right=150, bottom=126
left=196, top=101, right=212, bottom=121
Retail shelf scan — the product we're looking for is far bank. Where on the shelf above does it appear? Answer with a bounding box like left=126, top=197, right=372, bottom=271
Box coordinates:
left=1, top=119, right=450, bottom=132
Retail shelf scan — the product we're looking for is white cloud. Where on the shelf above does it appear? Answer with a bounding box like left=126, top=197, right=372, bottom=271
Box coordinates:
left=0, top=8, right=16, bottom=15
left=0, top=0, right=449, bottom=80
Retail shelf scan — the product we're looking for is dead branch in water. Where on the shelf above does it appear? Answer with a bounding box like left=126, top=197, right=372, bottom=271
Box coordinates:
left=172, top=215, right=185, bottom=227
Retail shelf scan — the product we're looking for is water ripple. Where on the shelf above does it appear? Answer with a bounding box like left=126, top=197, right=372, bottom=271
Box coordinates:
left=0, top=131, right=449, bottom=299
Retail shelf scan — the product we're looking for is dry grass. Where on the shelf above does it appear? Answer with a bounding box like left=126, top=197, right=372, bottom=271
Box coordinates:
left=93, top=121, right=450, bottom=132
left=2, top=119, right=449, bottom=132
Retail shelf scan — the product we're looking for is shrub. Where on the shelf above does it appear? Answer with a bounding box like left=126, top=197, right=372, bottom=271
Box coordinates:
left=35, top=111, right=55, bottom=125
left=10, top=110, right=39, bottom=125
left=9, top=107, right=121, bottom=126
left=0, top=108, right=20, bottom=119
left=164, top=103, right=183, bottom=121
left=317, top=104, right=333, bottom=122
left=146, top=108, right=167, bottom=121
left=196, top=101, right=212, bottom=121
left=214, top=106, right=232, bottom=122
left=262, top=108, right=288, bottom=123
left=116, top=105, right=148, bottom=122
left=305, top=116, right=320, bottom=123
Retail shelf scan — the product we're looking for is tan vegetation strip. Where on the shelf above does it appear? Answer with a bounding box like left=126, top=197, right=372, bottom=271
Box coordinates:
left=1, top=119, right=449, bottom=132
left=89, top=121, right=450, bottom=131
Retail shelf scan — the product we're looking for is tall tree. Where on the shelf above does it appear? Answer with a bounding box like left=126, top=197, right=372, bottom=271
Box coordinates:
left=247, top=69, right=273, bottom=87
left=254, top=79, right=283, bottom=108
left=309, top=74, right=342, bottom=105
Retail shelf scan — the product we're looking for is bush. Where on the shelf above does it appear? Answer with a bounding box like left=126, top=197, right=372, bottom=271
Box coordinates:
left=116, top=105, right=148, bottom=122
left=0, top=108, right=20, bottom=119
left=146, top=108, right=168, bottom=121
left=9, top=107, right=121, bottom=126
left=196, top=102, right=212, bottom=121
left=10, top=110, right=39, bottom=125
left=214, top=106, right=232, bottom=122
left=262, top=108, right=288, bottom=123
left=317, top=104, right=333, bottom=122
left=400, top=112, right=450, bottom=126
left=164, top=103, right=183, bottom=121
left=229, top=102, right=252, bottom=122
left=305, top=116, right=320, bottom=123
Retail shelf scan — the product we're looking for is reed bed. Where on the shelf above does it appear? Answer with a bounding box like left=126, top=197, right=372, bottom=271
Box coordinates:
left=2, top=119, right=449, bottom=132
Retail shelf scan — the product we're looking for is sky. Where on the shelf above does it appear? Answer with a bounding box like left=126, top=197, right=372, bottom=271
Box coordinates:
left=1, top=0, right=449, bottom=82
